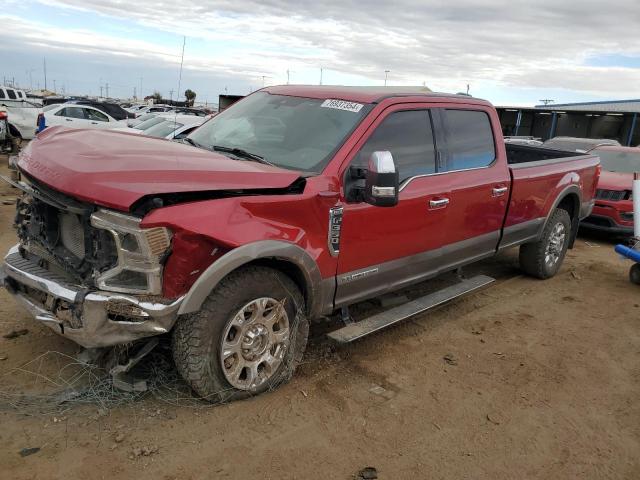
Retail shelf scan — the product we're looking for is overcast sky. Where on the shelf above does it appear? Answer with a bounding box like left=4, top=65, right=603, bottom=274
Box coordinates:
left=1, top=0, right=639, bottom=106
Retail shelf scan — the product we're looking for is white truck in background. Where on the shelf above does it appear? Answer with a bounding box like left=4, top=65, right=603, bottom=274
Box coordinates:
left=0, top=86, right=41, bottom=141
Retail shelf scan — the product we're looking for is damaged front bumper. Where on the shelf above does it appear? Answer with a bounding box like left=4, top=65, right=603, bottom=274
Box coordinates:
left=0, top=245, right=183, bottom=348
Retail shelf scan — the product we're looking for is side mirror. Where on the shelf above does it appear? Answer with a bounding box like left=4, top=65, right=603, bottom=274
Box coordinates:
left=364, top=151, right=399, bottom=207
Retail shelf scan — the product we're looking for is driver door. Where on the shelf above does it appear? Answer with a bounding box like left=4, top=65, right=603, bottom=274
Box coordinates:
left=334, top=105, right=449, bottom=307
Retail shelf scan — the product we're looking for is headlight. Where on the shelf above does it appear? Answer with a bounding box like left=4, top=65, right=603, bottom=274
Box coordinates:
left=90, top=209, right=171, bottom=295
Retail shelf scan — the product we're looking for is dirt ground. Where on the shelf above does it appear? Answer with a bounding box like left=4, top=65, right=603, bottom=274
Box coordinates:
left=0, top=155, right=639, bottom=480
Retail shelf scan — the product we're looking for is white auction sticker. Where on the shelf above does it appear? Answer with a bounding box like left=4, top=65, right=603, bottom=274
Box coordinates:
left=321, top=99, right=364, bottom=113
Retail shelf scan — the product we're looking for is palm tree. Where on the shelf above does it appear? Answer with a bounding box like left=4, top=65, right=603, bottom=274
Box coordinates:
left=185, top=89, right=196, bottom=107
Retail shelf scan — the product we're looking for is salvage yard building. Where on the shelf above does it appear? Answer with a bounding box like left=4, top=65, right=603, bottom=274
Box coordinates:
left=497, top=99, right=640, bottom=146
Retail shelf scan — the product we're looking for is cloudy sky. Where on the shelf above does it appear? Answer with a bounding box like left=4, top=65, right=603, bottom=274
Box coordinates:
left=1, top=0, right=640, bottom=106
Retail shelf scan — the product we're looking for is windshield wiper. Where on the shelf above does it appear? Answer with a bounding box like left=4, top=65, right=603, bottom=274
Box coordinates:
left=212, top=145, right=275, bottom=166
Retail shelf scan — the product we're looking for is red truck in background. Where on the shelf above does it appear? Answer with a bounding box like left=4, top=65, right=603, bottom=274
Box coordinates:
left=1, top=86, right=600, bottom=402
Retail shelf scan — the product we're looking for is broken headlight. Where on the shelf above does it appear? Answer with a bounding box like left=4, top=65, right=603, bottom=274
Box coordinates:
left=90, top=209, right=171, bottom=295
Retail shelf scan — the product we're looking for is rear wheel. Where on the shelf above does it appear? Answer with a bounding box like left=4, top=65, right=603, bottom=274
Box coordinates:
left=519, top=208, right=571, bottom=279
left=172, top=266, right=309, bottom=403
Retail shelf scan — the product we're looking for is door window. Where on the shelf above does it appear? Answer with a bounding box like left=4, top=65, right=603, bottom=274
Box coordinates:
left=354, top=110, right=436, bottom=182
left=7, top=89, right=17, bottom=100
left=0, top=89, right=5, bottom=99
left=443, top=110, right=495, bottom=171
left=85, top=108, right=109, bottom=122
left=56, top=107, right=86, bottom=119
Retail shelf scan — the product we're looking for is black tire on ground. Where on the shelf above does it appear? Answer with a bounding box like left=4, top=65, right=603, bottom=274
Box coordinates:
left=519, top=208, right=572, bottom=279
left=630, top=263, right=640, bottom=285
left=172, top=266, right=309, bottom=403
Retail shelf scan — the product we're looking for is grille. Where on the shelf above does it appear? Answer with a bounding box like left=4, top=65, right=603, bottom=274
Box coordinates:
left=59, top=212, right=86, bottom=259
left=595, top=189, right=628, bottom=201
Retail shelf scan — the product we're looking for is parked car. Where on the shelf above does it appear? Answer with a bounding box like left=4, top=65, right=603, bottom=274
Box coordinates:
left=40, top=103, right=126, bottom=130
left=69, top=100, right=134, bottom=120
left=126, top=112, right=158, bottom=127
left=543, top=136, right=620, bottom=153
left=0, top=106, right=9, bottom=152
left=1, top=86, right=600, bottom=402
left=0, top=86, right=41, bottom=140
left=114, top=114, right=209, bottom=139
left=134, top=105, right=174, bottom=117
left=504, top=136, right=543, bottom=146
left=580, top=145, right=639, bottom=235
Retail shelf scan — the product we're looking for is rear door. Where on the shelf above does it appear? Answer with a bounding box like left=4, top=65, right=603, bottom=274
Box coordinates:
left=53, top=106, right=88, bottom=127
left=436, top=107, right=510, bottom=268
left=334, top=104, right=449, bottom=307
left=83, top=107, right=114, bottom=128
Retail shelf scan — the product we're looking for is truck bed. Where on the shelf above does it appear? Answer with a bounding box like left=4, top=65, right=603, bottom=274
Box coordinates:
left=505, top=143, right=584, bottom=166
left=502, top=144, right=600, bottom=236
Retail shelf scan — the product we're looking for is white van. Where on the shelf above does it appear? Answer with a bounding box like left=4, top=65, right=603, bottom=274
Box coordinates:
left=0, top=86, right=41, bottom=140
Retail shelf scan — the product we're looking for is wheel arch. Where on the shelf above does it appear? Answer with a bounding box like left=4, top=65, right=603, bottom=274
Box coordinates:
left=543, top=185, right=581, bottom=248
left=177, top=240, right=331, bottom=319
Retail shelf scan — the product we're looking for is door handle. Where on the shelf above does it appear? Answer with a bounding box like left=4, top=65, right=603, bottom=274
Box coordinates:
left=65, top=118, right=72, bottom=122
left=91, top=122, right=98, bottom=125
left=492, top=186, right=508, bottom=197
left=429, top=198, right=450, bottom=209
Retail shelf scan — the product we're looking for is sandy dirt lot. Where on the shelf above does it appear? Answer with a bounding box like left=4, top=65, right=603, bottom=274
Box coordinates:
left=0, top=156, right=638, bottom=480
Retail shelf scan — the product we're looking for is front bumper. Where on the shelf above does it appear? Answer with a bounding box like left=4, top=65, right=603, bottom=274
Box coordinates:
left=0, top=245, right=183, bottom=348
left=580, top=215, right=634, bottom=235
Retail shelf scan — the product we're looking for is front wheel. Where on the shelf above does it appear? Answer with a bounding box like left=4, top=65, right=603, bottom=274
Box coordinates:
left=519, top=208, right=572, bottom=279
left=172, top=266, right=309, bottom=403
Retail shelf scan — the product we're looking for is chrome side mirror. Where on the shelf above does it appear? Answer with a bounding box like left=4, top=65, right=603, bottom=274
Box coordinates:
left=364, top=151, right=399, bottom=207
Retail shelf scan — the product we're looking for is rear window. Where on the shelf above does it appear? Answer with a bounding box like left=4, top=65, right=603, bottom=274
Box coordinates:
left=7, top=89, right=17, bottom=100
left=0, top=89, right=5, bottom=99
left=444, top=109, right=496, bottom=171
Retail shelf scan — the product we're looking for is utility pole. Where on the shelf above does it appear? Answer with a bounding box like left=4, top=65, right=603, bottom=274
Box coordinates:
left=133, top=86, right=137, bottom=100
left=384, top=70, right=390, bottom=86
left=320, top=67, right=323, bottom=85
left=466, top=84, right=470, bottom=95
left=140, top=77, right=143, bottom=99
left=100, top=85, right=103, bottom=98
left=169, top=89, right=174, bottom=102
left=53, top=79, right=57, bottom=93
left=105, top=83, right=109, bottom=98
left=261, top=76, right=266, bottom=87
left=286, top=69, right=290, bottom=85
left=43, top=57, right=47, bottom=91
left=539, top=99, right=554, bottom=106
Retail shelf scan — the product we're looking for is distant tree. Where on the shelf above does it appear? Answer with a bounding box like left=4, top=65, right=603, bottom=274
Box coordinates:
left=151, top=91, right=162, bottom=104
left=185, top=89, right=196, bottom=106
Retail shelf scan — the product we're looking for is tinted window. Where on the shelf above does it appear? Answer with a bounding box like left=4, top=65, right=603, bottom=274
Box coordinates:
left=65, top=107, right=87, bottom=119
left=7, top=89, right=17, bottom=100
left=0, top=89, right=5, bottom=99
left=85, top=108, right=108, bottom=122
left=355, top=110, right=436, bottom=182
left=445, top=110, right=495, bottom=170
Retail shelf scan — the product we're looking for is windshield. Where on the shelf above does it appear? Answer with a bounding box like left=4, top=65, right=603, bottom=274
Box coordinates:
left=135, top=116, right=166, bottom=130
left=593, top=149, right=640, bottom=173
left=188, top=92, right=370, bottom=173
left=144, top=120, right=183, bottom=138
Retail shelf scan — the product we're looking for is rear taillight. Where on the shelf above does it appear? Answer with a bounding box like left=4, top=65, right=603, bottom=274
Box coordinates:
left=0, top=111, right=7, bottom=120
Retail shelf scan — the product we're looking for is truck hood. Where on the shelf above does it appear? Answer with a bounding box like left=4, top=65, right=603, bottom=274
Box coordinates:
left=19, top=127, right=303, bottom=211
left=598, top=170, right=633, bottom=191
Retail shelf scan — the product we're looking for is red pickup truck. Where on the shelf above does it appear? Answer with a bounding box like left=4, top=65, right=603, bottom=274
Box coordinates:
left=1, top=86, right=599, bottom=401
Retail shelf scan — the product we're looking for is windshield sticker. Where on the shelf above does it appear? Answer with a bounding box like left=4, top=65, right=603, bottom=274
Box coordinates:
left=321, top=99, right=364, bottom=113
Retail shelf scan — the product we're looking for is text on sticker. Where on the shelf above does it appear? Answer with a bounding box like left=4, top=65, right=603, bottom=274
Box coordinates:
left=321, top=99, right=364, bottom=113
